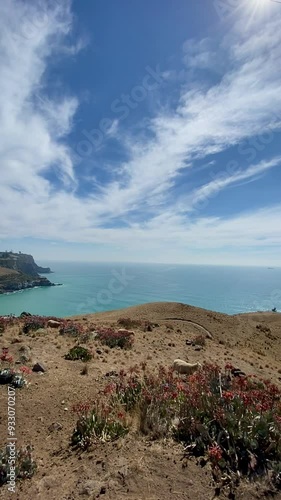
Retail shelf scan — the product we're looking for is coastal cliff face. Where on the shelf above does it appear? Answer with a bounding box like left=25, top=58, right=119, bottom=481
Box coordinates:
left=0, top=252, right=52, bottom=276
left=0, top=252, right=54, bottom=294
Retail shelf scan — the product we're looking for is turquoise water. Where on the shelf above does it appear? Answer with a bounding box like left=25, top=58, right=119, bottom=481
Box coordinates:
left=0, top=262, right=280, bottom=317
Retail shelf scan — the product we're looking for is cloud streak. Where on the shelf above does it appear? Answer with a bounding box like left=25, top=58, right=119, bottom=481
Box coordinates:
left=0, top=1, right=281, bottom=264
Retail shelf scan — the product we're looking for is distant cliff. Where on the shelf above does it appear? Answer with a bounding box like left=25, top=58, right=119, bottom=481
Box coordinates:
left=0, top=252, right=55, bottom=294
left=0, top=251, right=52, bottom=276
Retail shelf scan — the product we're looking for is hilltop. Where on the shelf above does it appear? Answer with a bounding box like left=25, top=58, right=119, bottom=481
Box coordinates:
left=0, top=302, right=281, bottom=499
left=0, top=252, right=54, bottom=294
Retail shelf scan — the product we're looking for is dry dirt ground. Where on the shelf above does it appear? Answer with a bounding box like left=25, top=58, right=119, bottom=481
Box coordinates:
left=0, top=302, right=281, bottom=500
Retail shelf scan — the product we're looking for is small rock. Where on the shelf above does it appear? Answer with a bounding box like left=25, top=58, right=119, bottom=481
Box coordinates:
left=32, top=362, right=47, bottom=373
left=96, top=348, right=103, bottom=355
left=185, top=340, right=192, bottom=345
left=18, top=345, right=32, bottom=363
left=47, top=319, right=61, bottom=328
left=194, top=345, right=202, bottom=351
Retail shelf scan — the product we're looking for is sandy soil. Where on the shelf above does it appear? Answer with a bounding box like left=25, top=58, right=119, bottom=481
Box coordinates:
left=0, top=302, right=281, bottom=500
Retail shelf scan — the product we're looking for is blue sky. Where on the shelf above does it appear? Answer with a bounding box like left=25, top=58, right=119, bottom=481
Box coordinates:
left=1, top=0, right=281, bottom=266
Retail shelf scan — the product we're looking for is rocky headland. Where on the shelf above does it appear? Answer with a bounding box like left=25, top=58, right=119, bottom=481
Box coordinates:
left=0, top=252, right=56, bottom=294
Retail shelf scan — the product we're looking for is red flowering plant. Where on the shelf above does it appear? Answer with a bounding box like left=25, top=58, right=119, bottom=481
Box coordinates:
left=59, top=320, right=85, bottom=339
left=71, top=399, right=128, bottom=449
left=70, top=360, right=281, bottom=483
left=19, top=366, right=32, bottom=375
left=0, top=347, right=13, bottom=364
left=95, top=327, right=134, bottom=349
left=22, top=315, right=48, bottom=333
left=105, top=364, right=186, bottom=438
left=173, top=363, right=281, bottom=479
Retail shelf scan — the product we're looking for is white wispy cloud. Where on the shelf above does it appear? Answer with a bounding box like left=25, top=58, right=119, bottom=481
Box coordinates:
left=0, top=1, right=281, bottom=264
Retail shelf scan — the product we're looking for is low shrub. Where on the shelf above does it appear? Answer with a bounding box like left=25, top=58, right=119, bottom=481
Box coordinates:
left=71, top=361, right=281, bottom=484
left=96, top=328, right=134, bottom=349
left=65, top=346, right=92, bottom=362
left=59, top=321, right=84, bottom=338
left=0, top=445, right=36, bottom=486
left=71, top=402, right=128, bottom=448
left=22, top=316, right=46, bottom=334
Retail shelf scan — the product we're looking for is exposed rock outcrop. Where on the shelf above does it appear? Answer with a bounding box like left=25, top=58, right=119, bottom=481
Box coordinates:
left=0, top=251, right=52, bottom=276
left=0, top=252, right=56, bottom=294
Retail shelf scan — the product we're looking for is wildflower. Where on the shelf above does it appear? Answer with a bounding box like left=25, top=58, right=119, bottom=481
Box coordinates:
left=72, top=402, right=91, bottom=415
left=223, top=391, right=234, bottom=401
left=225, top=363, right=234, bottom=370
left=209, top=444, right=223, bottom=462
left=0, top=348, right=13, bottom=363
left=19, top=366, right=32, bottom=375
left=104, top=383, right=115, bottom=395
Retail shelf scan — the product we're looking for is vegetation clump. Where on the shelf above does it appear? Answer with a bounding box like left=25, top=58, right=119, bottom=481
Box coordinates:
left=71, top=402, right=128, bottom=448
left=59, top=321, right=84, bottom=338
left=71, top=361, right=281, bottom=489
left=65, top=346, right=92, bottom=362
left=96, top=327, right=134, bottom=350
left=0, top=445, right=36, bottom=486
left=21, top=314, right=62, bottom=334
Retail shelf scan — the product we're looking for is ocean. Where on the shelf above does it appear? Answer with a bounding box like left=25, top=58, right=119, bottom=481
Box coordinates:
left=0, top=262, right=280, bottom=318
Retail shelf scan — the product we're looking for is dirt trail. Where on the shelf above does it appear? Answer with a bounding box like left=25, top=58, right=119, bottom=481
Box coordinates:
left=164, top=317, right=213, bottom=337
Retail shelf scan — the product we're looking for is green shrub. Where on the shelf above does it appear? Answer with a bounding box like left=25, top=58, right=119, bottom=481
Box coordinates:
left=71, top=402, right=128, bottom=449
left=64, top=346, right=92, bottom=362
left=59, top=322, right=84, bottom=338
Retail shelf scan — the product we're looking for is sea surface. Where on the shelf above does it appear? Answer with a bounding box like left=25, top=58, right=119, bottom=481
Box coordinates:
left=0, top=262, right=280, bottom=317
